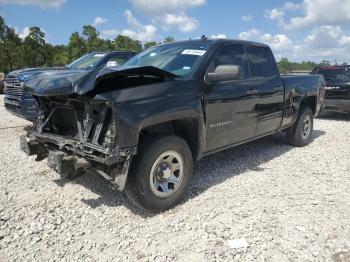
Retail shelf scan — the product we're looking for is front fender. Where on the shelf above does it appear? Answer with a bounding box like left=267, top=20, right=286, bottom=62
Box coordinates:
left=105, top=80, right=206, bottom=157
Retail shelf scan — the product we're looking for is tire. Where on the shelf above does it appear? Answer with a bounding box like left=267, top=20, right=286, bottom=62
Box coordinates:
left=125, top=135, right=193, bottom=211
left=286, top=107, right=314, bottom=147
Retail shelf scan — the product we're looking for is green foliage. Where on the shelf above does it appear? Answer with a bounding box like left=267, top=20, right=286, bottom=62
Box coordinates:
left=52, top=45, right=69, bottom=66
left=319, top=60, right=331, bottom=66
left=144, top=41, right=157, bottom=49
left=22, top=27, right=51, bottom=67
left=0, top=16, right=23, bottom=72
left=277, top=58, right=317, bottom=74
left=67, top=32, right=87, bottom=61
left=114, top=35, right=142, bottom=52
left=164, top=36, right=175, bottom=43
left=0, top=16, right=156, bottom=73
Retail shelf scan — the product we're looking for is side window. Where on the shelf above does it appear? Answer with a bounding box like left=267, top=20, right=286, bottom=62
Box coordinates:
left=106, top=55, right=129, bottom=67
left=247, top=46, right=275, bottom=78
left=210, top=44, right=249, bottom=79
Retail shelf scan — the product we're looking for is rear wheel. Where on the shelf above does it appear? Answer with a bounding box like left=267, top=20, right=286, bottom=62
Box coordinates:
left=125, top=135, right=193, bottom=211
left=286, top=107, right=314, bottom=147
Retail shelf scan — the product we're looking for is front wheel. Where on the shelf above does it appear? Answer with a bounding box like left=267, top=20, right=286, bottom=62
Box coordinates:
left=125, top=135, right=193, bottom=211
left=286, top=107, right=314, bottom=147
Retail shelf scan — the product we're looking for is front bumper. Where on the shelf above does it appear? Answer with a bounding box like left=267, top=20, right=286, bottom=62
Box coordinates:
left=323, top=99, right=350, bottom=113
left=25, top=129, right=137, bottom=166
left=20, top=135, right=133, bottom=191
left=4, top=96, right=37, bottom=121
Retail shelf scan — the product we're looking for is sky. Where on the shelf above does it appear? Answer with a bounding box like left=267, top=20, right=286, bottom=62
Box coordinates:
left=1, top=0, right=350, bottom=63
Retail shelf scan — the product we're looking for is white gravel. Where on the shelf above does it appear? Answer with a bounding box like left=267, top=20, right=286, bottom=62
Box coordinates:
left=0, top=94, right=349, bottom=262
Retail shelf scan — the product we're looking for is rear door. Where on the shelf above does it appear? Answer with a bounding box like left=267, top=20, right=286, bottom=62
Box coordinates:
left=204, top=43, right=259, bottom=152
left=246, top=45, right=284, bottom=136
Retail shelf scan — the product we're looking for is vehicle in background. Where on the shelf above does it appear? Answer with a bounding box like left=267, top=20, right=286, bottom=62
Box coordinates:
left=0, top=73, right=4, bottom=93
left=3, top=51, right=135, bottom=120
left=21, top=39, right=325, bottom=211
left=312, top=65, right=350, bottom=113
left=289, top=70, right=312, bottom=75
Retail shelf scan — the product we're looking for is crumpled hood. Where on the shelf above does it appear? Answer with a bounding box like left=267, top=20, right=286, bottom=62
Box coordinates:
left=6, top=67, right=66, bottom=80
left=24, top=66, right=177, bottom=97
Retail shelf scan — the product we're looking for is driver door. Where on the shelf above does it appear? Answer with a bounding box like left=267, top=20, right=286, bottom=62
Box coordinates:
left=204, top=44, right=259, bottom=152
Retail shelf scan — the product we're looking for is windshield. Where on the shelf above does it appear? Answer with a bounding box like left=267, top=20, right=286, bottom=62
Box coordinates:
left=67, top=53, right=106, bottom=70
left=122, top=42, right=212, bottom=76
left=317, top=67, right=350, bottom=83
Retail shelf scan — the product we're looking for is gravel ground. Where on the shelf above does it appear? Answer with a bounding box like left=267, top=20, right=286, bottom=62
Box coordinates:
left=0, top=94, right=349, bottom=262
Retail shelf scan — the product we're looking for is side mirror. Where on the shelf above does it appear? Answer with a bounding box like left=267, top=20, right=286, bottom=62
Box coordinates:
left=206, top=65, right=242, bottom=83
left=106, top=61, right=118, bottom=68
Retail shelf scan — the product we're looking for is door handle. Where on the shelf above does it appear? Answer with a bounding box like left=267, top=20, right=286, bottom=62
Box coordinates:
left=246, top=89, right=258, bottom=95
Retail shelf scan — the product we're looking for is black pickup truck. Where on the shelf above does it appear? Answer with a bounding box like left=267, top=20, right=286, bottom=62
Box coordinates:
left=20, top=39, right=325, bottom=211
left=312, top=65, right=350, bottom=113
left=4, top=51, right=135, bottom=120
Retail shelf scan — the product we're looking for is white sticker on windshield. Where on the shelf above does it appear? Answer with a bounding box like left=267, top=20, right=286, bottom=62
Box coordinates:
left=181, top=49, right=206, bottom=56
left=94, top=54, right=106, bottom=57
left=183, top=66, right=191, bottom=70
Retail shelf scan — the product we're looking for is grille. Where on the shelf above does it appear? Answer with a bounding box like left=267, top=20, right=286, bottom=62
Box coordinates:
left=5, top=103, right=19, bottom=113
left=325, top=89, right=349, bottom=100
left=4, top=76, right=23, bottom=99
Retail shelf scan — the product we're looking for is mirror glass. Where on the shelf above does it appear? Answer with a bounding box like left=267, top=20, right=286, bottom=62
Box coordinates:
left=207, top=64, right=241, bottom=83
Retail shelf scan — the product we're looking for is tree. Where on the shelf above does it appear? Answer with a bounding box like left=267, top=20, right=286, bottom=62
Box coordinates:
left=278, top=58, right=292, bottom=74
left=67, top=32, right=86, bottom=61
left=319, top=60, right=331, bottom=66
left=22, top=26, right=52, bottom=67
left=163, top=36, right=175, bottom=43
left=0, top=16, right=23, bottom=72
left=82, top=25, right=105, bottom=52
left=144, top=41, right=157, bottom=49
left=114, top=35, right=142, bottom=52
left=52, top=44, right=69, bottom=66
left=277, top=57, right=317, bottom=74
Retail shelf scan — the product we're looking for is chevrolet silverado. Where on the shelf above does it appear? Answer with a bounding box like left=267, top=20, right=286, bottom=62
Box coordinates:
left=20, top=39, right=325, bottom=211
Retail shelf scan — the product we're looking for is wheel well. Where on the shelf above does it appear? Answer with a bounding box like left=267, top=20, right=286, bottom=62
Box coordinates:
left=300, top=96, right=317, bottom=115
left=139, top=119, right=200, bottom=160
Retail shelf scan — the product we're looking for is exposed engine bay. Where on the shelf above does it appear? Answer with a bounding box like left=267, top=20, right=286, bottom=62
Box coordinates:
left=20, top=66, right=179, bottom=191
left=20, top=96, right=136, bottom=191
left=31, top=96, right=137, bottom=165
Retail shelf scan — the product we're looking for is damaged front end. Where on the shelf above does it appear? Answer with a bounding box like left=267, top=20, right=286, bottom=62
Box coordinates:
left=21, top=96, right=136, bottom=191
left=20, top=65, right=177, bottom=190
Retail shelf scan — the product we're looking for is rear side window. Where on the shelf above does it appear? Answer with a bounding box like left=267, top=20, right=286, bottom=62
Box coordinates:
left=211, top=44, right=249, bottom=79
left=247, top=46, right=275, bottom=78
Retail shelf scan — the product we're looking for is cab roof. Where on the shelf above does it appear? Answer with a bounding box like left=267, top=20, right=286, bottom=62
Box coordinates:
left=160, top=38, right=269, bottom=48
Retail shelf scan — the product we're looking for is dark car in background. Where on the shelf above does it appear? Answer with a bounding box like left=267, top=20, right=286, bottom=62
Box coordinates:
left=3, top=51, right=135, bottom=120
left=312, top=65, right=350, bottom=113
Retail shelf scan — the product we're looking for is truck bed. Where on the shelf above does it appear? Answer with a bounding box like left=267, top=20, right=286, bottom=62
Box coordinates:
left=281, top=74, right=325, bottom=94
